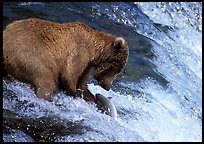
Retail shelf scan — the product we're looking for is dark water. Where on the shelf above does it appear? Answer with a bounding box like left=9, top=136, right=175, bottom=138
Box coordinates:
left=3, top=2, right=202, bottom=142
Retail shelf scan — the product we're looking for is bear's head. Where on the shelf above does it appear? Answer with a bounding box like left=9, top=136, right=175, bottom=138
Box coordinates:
left=93, top=37, right=128, bottom=91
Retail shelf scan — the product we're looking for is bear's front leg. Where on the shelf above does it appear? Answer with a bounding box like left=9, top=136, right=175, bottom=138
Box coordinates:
left=81, top=88, right=96, bottom=103
left=76, top=67, right=97, bottom=103
left=34, top=77, right=57, bottom=101
left=76, top=85, right=96, bottom=103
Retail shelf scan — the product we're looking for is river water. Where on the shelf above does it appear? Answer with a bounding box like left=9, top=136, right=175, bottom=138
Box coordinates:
left=3, top=2, right=202, bottom=142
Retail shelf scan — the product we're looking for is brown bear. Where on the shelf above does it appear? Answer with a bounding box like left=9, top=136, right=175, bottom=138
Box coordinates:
left=3, top=18, right=128, bottom=103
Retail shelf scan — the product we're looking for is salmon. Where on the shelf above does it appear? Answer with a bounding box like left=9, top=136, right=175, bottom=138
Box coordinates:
left=95, top=93, right=118, bottom=121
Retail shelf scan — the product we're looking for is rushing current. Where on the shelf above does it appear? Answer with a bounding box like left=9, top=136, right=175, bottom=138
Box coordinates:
left=3, top=2, right=202, bottom=142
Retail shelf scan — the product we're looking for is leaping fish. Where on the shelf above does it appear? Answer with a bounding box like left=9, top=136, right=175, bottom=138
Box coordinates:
left=95, top=93, right=118, bottom=121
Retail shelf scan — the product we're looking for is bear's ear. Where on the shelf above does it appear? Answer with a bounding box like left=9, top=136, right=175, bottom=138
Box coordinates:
left=113, top=37, right=126, bottom=51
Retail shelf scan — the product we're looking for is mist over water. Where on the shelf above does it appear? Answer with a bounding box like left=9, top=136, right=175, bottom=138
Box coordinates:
left=3, top=2, right=202, bottom=142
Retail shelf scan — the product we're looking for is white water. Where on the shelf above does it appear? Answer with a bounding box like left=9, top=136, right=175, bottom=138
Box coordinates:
left=3, top=2, right=202, bottom=142
left=129, top=2, right=202, bottom=141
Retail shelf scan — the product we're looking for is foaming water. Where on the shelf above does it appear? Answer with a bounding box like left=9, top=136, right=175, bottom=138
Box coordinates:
left=3, top=79, right=144, bottom=142
left=89, top=78, right=202, bottom=142
left=137, top=2, right=202, bottom=79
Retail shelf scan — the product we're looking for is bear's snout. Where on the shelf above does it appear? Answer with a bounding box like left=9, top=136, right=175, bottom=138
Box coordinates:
left=100, top=82, right=111, bottom=91
left=98, top=78, right=113, bottom=91
left=95, top=73, right=117, bottom=91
